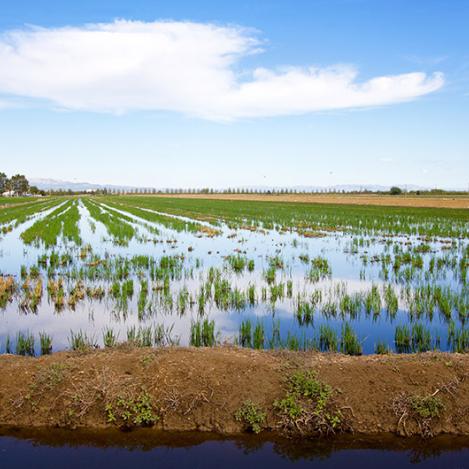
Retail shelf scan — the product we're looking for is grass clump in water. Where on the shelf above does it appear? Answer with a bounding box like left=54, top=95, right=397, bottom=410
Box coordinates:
left=190, top=319, right=216, bottom=347
left=340, top=323, right=362, bottom=355
left=16, top=331, right=35, bottom=356
left=319, top=325, right=338, bottom=352
left=39, top=332, right=52, bottom=355
left=69, top=330, right=97, bottom=352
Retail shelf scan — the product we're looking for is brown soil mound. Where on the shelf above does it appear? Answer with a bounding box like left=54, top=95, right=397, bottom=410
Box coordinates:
left=0, top=347, right=467, bottom=438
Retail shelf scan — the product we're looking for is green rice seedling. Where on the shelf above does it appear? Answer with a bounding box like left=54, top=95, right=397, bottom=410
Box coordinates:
left=319, top=324, right=338, bottom=352
left=214, top=277, right=231, bottom=310
left=239, top=320, right=252, bottom=347
left=364, top=285, right=381, bottom=317
left=296, top=297, right=314, bottom=325
left=139, top=326, right=153, bottom=347
left=375, top=341, right=391, bottom=354
left=339, top=293, right=362, bottom=319
left=264, top=265, right=276, bottom=284
left=226, top=254, right=247, bottom=273
left=39, top=331, right=52, bottom=355
left=197, top=285, right=207, bottom=315
left=138, top=280, right=149, bottom=317
left=154, top=323, right=178, bottom=347
left=340, top=323, right=362, bottom=355
left=450, top=328, right=468, bottom=353
left=411, top=323, right=432, bottom=352
left=122, top=279, right=134, bottom=297
left=190, top=319, right=215, bottom=347
left=269, top=319, right=281, bottom=349
left=308, top=256, right=331, bottom=282
left=286, top=332, right=300, bottom=351
left=103, top=328, right=119, bottom=348
left=384, top=284, right=398, bottom=317
left=253, top=322, right=265, bottom=349
left=286, top=279, right=293, bottom=298
left=269, top=283, right=285, bottom=305
left=16, top=331, right=35, bottom=356
left=299, top=253, right=310, bottom=264
left=395, top=325, right=412, bottom=353
left=69, top=330, right=97, bottom=352
left=321, top=301, right=337, bottom=318
left=247, top=284, right=256, bottom=306
left=127, top=326, right=137, bottom=344
left=177, top=287, right=189, bottom=315
left=269, top=256, right=284, bottom=270
left=230, top=288, right=246, bottom=311
left=111, top=281, right=121, bottom=299
left=247, top=259, right=255, bottom=272
left=82, top=199, right=135, bottom=244
left=5, top=335, right=11, bottom=354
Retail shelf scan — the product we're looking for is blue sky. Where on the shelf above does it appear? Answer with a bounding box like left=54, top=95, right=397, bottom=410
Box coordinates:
left=0, top=0, right=468, bottom=189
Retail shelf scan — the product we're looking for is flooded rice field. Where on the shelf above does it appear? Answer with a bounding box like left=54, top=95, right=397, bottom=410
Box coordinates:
left=0, top=196, right=467, bottom=356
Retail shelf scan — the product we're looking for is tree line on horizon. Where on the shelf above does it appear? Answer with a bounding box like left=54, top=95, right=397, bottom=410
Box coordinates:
left=43, top=186, right=464, bottom=196
left=0, top=172, right=43, bottom=196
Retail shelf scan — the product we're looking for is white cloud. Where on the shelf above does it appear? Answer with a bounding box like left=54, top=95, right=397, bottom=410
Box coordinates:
left=0, top=20, right=444, bottom=120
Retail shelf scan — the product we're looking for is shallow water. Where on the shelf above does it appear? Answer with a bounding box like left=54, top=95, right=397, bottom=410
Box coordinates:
left=1, top=198, right=467, bottom=354
left=1, top=430, right=468, bottom=468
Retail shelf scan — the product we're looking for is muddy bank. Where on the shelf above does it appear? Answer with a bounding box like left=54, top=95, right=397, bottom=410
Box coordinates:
left=0, top=347, right=468, bottom=437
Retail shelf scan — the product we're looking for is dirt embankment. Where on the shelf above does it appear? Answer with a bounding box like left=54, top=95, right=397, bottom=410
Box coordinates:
left=0, top=347, right=468, bottom=438
left=151, top=193, right=469, bottom=209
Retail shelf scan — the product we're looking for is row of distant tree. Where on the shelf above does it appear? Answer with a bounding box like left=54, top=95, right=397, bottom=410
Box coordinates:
left=0, top=172, right=42, bottom=195
left=46, top=186, right=464, bottom=196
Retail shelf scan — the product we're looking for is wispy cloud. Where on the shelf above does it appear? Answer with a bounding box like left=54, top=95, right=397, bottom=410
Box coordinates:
left=0, top=20, right=444, bottom=120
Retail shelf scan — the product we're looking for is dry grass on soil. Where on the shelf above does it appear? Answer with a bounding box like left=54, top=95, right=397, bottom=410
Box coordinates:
left=0, top=347, right=468, bottom=438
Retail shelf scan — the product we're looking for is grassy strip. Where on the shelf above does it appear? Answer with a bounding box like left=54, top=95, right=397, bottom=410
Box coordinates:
left=20, top=200, right=81, bottom=247
left=0, top=196, right=46, bottom=206
left=108, top=196, right=469, bottom=238
left=98, top=197, right=206, bottom=233
left=82, top=198, right=135, bottom=243
left=0, top=198, right=62, bottom=228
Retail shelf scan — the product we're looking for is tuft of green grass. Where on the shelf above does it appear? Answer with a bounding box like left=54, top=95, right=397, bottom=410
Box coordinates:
left=16, top=331, right=35, bottom=356
left=235, top=400, right=266, bottom=434
left=39, top=331, right=52, bottom=355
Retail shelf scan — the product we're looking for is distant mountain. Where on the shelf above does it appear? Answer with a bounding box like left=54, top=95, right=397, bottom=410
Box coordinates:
left=30, top=178, right=135, bottom=192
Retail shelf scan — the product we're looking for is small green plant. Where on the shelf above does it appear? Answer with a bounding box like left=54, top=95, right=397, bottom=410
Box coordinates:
left=235, top=400, right=266, bottom=434
left=319, top=324, right=338, bottom=352
left=16, top=331, right=35, bottom=356
left=190, top=319, right=215, bottom=347
left=274, top=370, right=345, bottom=436
left=375, top=341, right=391, bottom=354
left=410, top=395, right=444, bottom=419
left=39, top=331, right=52, bottom=355
left=341, top=323, right=362, bottom=355
left=105, top=392, right=157, bottom=428
left=103, top=327, right=119, bottom=348
left=69, top=330, right=97, bottom=352
left=393, top=391, right=445, bottom=438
